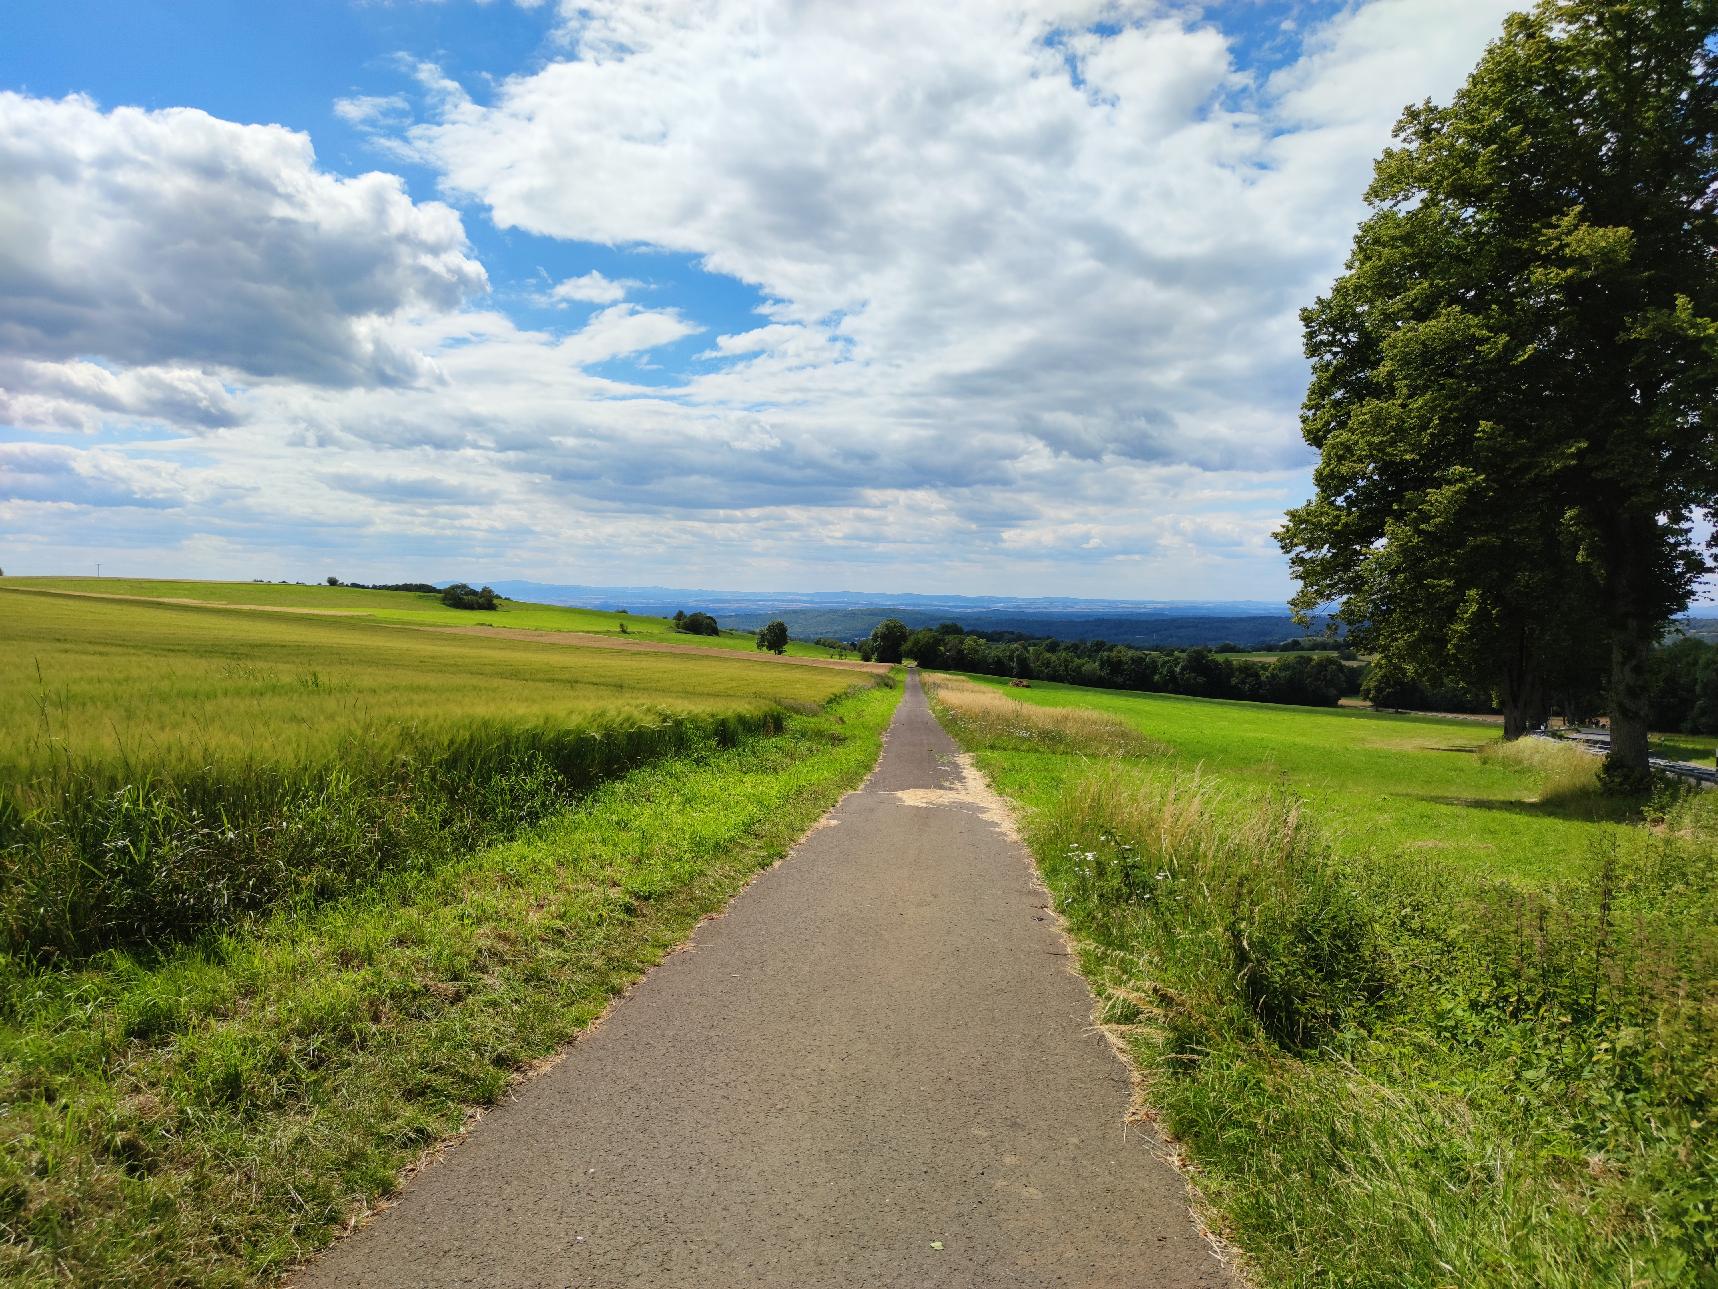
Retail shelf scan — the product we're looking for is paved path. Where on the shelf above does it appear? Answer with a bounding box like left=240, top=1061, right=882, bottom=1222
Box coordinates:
left=296, top=672, right=1231, bottom=1288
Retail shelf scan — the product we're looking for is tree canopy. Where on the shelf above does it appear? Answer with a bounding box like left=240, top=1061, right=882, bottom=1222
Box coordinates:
left=1279, top=0, right=1718, bottom=782
left=866, top=618, right=910, bottom=665
left=674, top=611, right=720, bottom=637
left=439, top=583, right=498, bottom=611
left=755, top=620, right=789, bottom=654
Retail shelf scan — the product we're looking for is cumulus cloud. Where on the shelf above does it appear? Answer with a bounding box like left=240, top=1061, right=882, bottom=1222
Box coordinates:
left=555, top=303, right=700, bottom=365
left=0, top=92, right=486, bottom=387
left=0, top=358, right=244, bottom=431
left=333, top=93, right=412, bottom=128
left=409, top=0, right=1514, bottom=487
left=0, top=442, right=187, bottom=509
left=542, top=270, right=634, bottom=305
left=1, top=2, right=1522, bottom=595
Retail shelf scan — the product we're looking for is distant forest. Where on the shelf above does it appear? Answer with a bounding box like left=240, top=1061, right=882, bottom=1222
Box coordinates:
left=723, top=607, right=1329, bottom=648
left=865, top=624, right=1359, bottom=709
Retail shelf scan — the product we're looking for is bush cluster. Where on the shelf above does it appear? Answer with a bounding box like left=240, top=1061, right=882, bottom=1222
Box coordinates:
left=337, top=580, right=441, bottom=594
left=672, top=610, right=720, bottom=637
left=439, top=583, right=498, bottom=611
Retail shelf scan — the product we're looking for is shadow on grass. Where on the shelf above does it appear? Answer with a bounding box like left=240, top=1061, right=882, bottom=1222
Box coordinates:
left=1426, top=791, right=1646, bottom=825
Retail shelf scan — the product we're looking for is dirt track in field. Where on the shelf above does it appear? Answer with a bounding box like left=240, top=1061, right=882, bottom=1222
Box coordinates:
left=294, top=671, right=1232, bottom=1288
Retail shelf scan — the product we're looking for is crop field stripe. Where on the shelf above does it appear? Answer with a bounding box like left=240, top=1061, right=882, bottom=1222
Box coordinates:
left=1, top=589, right=879, bottom=959
left=1, top=578, right=851, bottom=659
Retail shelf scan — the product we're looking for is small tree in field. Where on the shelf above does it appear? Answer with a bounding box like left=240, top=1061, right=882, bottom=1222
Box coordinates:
left=868, top=618, right=910, bottom=664
left=756, top=620, right=789, bottom=654
left=1280, top=0, right=1718, bottom=784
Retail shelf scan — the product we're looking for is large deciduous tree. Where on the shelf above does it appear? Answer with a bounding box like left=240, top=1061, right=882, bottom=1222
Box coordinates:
left=1279, top=0, right=1718, bottom=783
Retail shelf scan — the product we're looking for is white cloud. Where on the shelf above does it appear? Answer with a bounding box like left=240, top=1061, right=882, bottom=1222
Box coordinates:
left=543, top=270, right=634, bottom=305
left=0, top=358, right=244, bottom=431
left=0, top=3, right=1523, bottom=595
left=0, top=442, right=188, bottom=509
left=333, top=93, right=412, bottom=128
left=409, top=0, right=1513, bottom=489
left=0, top=92, right=486, bottom=387
left=556, top=303, right=700, bottom=364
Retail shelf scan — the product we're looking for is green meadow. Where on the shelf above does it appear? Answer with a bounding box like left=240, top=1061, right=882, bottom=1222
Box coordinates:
left=0, top=585, right=898, bottom=1285
left=7, top=576, right=848, bottom=657
left=941, top=674, right=1633, bottom=883
left=930, top=674, right=1716, bottom=1287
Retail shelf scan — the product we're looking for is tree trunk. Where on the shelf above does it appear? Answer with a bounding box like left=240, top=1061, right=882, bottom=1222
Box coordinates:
left=1501, top=694, right=1529, bottom=741
left=1498, top=651, right=1542, bottom=741
left=1604, top=622, right=1654, bottom=790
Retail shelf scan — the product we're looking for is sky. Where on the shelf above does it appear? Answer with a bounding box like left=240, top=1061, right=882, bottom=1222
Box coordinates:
left=0, top=0, right=1525, bottom=599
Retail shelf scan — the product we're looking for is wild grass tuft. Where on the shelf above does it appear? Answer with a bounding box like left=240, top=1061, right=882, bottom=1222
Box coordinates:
left=3, top=711, right=781, bottom=960
left=1478, top=734, right=1605, bottom=807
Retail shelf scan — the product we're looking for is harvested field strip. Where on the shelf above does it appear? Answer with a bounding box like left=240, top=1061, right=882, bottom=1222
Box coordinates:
left=924, top=673, right=1167, bottom=758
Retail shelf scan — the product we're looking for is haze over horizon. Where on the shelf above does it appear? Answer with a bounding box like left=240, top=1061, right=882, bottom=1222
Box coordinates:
left=3, top=0, right=1526, bottom=598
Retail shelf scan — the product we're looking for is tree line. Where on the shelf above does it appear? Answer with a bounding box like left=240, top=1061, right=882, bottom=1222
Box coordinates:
left=857, top=619, right=1356, bottom=708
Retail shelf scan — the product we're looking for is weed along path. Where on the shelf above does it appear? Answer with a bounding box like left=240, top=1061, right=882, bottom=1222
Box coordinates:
left=295, top=671, right=1230, bottom=1288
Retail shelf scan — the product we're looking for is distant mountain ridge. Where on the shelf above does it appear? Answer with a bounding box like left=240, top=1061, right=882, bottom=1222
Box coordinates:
left=489, top=581, right=1291, bottom=617
left=487, top=581, right=1326, bottom=648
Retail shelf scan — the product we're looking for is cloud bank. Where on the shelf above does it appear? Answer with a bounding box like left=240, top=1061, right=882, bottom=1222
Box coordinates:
left=0, top=2, right=1518, bottom=594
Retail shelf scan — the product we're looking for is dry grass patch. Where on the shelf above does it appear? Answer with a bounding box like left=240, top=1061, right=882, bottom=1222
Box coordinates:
left=1477, top=735, right=1602, bottom=805
left=924, top=674, right=1166, bottom=758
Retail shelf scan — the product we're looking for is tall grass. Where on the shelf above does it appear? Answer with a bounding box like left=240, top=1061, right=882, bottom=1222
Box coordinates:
left=1478, top=734, right=1604, bottom=806
left=925, top=674, right=1167, bottom=757
left=1, top=710, right=782, bottom=960
left=1037, top=768, right=1717, bottom=1285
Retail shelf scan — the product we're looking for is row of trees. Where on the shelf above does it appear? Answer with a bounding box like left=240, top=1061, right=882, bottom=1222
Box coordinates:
left=1645, top=636, right=1718, bottom=734
left=857, top=620, right=1355, bottom=708
left=1279, top=0, right=1718, bottom=787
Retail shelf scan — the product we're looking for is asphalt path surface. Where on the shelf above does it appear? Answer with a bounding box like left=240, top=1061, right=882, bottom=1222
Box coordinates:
left=296, top=671, right=1232, bottom=1288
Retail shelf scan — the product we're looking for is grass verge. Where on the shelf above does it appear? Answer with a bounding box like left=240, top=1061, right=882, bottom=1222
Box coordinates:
left=928, top=679, right=1716, bottom=1288
left=0, top=678, right=899, bottom=1286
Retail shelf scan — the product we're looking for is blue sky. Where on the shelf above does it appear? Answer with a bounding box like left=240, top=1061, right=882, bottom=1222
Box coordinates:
left=0, top=0, right=1522, bottom=597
